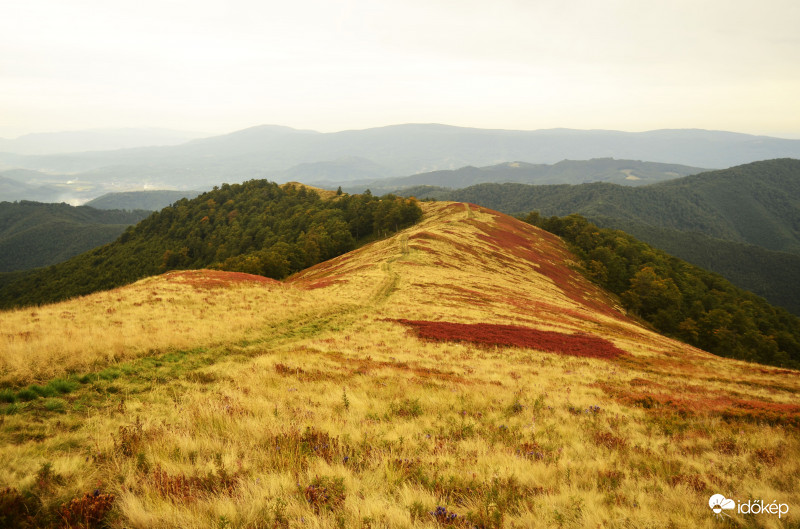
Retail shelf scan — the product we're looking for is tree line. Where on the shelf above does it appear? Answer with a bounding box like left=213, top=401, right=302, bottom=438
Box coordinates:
left=523, top=212, right=800, bottom=369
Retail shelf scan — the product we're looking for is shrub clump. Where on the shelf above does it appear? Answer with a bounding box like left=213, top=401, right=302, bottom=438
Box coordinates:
left=389, top=398, right=423, bottom=418
left=151, top=465, right=242, bottom=503
left=58, top=490, right=115, bottom=529
left=302, top=476, right=346, bottom=513
left=0, top=488, right=37, bottom=529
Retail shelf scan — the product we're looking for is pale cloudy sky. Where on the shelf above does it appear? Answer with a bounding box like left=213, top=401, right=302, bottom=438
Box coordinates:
left=1, top=0, right=799, bottom=138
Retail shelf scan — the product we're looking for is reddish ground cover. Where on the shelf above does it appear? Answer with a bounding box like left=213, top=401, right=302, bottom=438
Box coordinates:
left=466, top=210, right=626, bottom=320
left=596, top=382, right=800, bottom=427
left=165, top=270, right=278, bottom=289
left=301, top=277, right=348, bottom=290
left=395, top=319, right=625, bottom=359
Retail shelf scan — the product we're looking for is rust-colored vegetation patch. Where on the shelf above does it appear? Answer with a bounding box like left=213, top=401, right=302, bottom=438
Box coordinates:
left=597, top=383, right=800, bottom=427
left=466, top=211, right=626, bottom=320
left=300, top=276, right=349, bottom=290
left=395, top=319, right=625, bottom=359
left=165, top=269, right=277, bottom=289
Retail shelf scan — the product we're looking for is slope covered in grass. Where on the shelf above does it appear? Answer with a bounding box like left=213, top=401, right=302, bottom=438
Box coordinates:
left=0, top=202, right=797, bottom=528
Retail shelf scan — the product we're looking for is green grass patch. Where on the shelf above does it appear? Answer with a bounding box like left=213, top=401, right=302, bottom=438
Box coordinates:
left=0, top=388, right=16, bottom=403
left=16, top=388, right=38, bottom=402
left=46, top=378, right=79, bottom=394
left=0, top=403, right=19, bottom=415
left=2, top=344, right=241, bottom=422
left=43, top=398, right=67, bottom=413
left=389, top=398, right=423, bottom=418
left=97, top=368, right=122, bottom=381
left=29, top=384, right=56, bottom=398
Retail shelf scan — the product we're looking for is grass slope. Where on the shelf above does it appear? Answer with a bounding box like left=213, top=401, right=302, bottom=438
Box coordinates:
left=0, top=202, right=797, bottom=528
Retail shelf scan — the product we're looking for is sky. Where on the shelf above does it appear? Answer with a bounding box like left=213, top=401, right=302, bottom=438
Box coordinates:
left=1, top=0, right=799, bottom=138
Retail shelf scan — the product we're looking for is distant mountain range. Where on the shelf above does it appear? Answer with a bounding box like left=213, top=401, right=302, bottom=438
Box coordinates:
left=397, top=158, right=800, bottom=313
left=330, top=158, right=707, bottom=195
left=0, top=128, right=209, bottom=155
left=2, top=125, right=800, bottom=198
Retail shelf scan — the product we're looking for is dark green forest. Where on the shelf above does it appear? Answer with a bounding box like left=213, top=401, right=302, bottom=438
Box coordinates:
left=589, top=216, right=800, bottom=314
left=0, top=201, right=150, bottom=272
left=523, top=212, right=800, bottom=369
left=0, top=181, right=422, bottom=309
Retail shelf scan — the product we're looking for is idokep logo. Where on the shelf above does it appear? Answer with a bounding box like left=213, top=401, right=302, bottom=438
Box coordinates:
left=709, top=495, right=735, bottom=519
left=709, top=494, right=790, bottom=519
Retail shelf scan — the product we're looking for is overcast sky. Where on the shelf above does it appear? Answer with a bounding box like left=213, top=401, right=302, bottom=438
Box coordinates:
left=1, top=0, right=799, bottom=138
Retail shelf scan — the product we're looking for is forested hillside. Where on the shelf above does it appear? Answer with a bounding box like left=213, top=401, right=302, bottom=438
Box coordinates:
left=85, top=190, right=202, bottom=211
left=591, top=217, right=800, bottom=314
left=524, top=213, right=800, bottom=368
left=0, top=181, right=422, bottom=308
left=0, top=201, right=150, bottom=272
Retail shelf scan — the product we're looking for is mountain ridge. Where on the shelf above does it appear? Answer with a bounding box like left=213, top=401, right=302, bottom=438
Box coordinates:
left=396, top=159, right=800, bottom=313
left=0, top=127, right=209, bottom=155
left=3, top=125, right=800, bottom=193
left=330, top=158, right=706, bottom=193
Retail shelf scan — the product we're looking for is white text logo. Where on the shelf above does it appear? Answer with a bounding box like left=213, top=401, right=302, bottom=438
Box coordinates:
left=709, top=494, right=789, bottom=519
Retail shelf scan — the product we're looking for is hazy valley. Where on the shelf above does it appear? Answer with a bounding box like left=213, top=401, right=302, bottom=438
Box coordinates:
left=4, top=125, right=800, bottom=204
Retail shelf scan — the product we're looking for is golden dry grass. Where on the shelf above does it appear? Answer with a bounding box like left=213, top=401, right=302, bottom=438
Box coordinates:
left=0, top=201, right=798, bottom=528
left=0, top=271, right=325, bottom=385
left=281, top=182, right=340, bottom=200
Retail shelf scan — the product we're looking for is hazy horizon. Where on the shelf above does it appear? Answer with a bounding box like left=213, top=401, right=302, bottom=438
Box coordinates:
left=3, top=123, right=800, bottom=143
left=2, top=0, right=799, bottom=140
